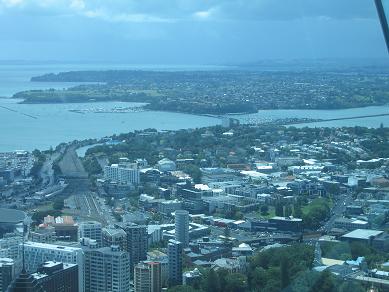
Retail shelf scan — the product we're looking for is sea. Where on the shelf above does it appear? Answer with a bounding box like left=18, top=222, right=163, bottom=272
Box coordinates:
left=0, top=62, right=388, bottom=152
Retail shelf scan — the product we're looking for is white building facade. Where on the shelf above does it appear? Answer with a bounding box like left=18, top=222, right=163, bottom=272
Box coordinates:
left=104, top=163, right=140, bottom=185
left=22, top=241, right=84, bottom=292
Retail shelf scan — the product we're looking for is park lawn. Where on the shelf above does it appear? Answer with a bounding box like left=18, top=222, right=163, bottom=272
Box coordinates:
left=302, top=197, right=332, bottom=216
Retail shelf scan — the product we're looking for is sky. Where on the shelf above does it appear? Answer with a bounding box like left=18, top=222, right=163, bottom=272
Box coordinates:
left=0, top=0, right=387, bottom=64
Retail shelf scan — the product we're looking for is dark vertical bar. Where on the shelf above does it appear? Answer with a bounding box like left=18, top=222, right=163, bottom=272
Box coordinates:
left=375, top=0, right=389, bottom=53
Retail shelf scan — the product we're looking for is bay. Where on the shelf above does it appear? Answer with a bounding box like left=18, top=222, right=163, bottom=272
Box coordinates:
left=0, top=98, right=219, bottom=152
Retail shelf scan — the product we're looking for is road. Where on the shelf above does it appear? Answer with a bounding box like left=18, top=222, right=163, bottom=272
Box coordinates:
left=318, top=191, right=354, bottom=233
left=71, top=192, right=116, bottom=225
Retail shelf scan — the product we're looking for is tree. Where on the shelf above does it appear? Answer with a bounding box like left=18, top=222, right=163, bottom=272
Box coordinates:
left=183, top=164, right=202, bottom=184
left=293, top=202, right=303, bottom=218
left=248, top=267, right=267, bottom=291
left=260, top=205, right=269, bottom=216
left=203, top=269, right=220, bottom=292
left=168, top=285, right=202, bottom=292
left=225, top=273, right=247, bottom=292
left=338, top=281, right=364, bottom=292
left=83, top=156, right=102, bottom=175
left=53, top=199, right=64, bottom=210
left=309, top=270, right=336, bottom=292
left=280, top=257, right=290, bottom=289
left=284, top=205, right=292, bottom=217
left=275, top=203, right=284, bottom=217
left=302, top=199, right=330, bottom=229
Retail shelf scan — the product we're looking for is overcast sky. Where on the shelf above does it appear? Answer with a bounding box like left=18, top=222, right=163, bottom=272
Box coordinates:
left=0, top=0, right=387, bottom=64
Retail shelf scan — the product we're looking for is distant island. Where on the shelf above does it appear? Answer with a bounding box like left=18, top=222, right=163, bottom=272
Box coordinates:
left=13, top=69, right=389, bottom=115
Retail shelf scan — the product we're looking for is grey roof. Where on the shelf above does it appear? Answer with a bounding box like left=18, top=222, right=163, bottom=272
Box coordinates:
left=341, top=229, right=383, bottom=240
left=0, top=208, right=26, bottom=223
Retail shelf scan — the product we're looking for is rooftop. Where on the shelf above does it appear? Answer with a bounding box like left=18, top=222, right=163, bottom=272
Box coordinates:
left=0, top=208, right=26, bottom=224
left=23, top=241, right=82, bottom=252
left=341, top=229, right=383, bottom=240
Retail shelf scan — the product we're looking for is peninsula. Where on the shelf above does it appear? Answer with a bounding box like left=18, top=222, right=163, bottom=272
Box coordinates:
left=14, top=69, right=389, bottom=115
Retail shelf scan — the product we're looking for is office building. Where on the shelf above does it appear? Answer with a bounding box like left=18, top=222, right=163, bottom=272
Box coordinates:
left=120, top=223, right=148, bottom=275
left=31, top=261, right=78, bottom=292
left=268, top=216, right=303, bottom=233
left=175, top=210, right=189, bottom=247
left=7, top=270, right=43, bottom=292
left=102, top=227, right=127, bottom=251
left=104, top=163, right=140, bottom=185
left=134, top=261, right=161, bottom=292
left=168, top=240, right=182, bottom=286
left=30, top=227, right=56, bottom=244
left=147, top=250, right=169, bottom=288
left=0, top=258, right=15, bottom=292
left=22, top=242, right=83, bottom=292
left=83, top=243, right=130, bottom=292
left=0, top=235, right=22, bottom=260
left=79, top=221, right=102, bottom=247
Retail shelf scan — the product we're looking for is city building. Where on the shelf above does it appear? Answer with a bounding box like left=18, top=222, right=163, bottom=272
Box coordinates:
left=7, top=269, right=44, bottom=292
left=200, top=168, right=239, bottom=184
left=0, top=235, right=22, bottom=260
left=341, top=229, right=384, bottom=245
left=183, top=268, right=202, bottom=286
left=147, top=250, right=169, bottom=288
left=268, top=216, right=303, bottom=233
left=43, top=215, right=78, bottom=242
left=175, top=210, right=189, bottom=247
left=168, top=240, right=183, bottom=286
left=79, top=221, right=102, bottom=247
left=0, top=209, right=27, bottom=238
left=102, top=227, right=127, bottom=251
left=0, top=258, right=15, bottom=292
left=158, top=200, right=182, bottom=216
left=157, top=158, right=176, bottom=172
left=148, top=225, right=162, bottom=247
left=30, top=226, right=56, bottom=243
left=104, top=181, right=135, bottom=199
left=22, top=241, right=84, bottom=291
left=334, top=218, right=370, bottom=231
left=119, top=223, right=148, bottom=276
left=104, top=163, right=140, bottom=185
left=134, top=261, right=162, bottom=292
left=31, top=261, right=79, bottom=292
left=83, top=243, right=130, bottom=292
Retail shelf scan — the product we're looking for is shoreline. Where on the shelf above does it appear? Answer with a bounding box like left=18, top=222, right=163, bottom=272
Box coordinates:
left=2, top=97, right=389, bottom=122
left=11, top=97, right=389, bottom=116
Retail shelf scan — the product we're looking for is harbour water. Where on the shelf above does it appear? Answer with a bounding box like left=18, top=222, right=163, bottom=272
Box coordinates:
left=231, top=106, right=389, bottom=128
left=1, top=62, right=388, bottom=152
left=0, top=98, right=219, bottom=152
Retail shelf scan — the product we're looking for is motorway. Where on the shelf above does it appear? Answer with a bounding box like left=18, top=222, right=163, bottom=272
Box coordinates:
left=72, top=192, right=116, bottom=225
